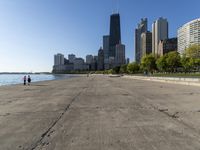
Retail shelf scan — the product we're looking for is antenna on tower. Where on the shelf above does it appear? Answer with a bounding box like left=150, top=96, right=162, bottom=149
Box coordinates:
left=112, top=0, right=119, bottom=14
left=117, top=0, right=119, bottom=13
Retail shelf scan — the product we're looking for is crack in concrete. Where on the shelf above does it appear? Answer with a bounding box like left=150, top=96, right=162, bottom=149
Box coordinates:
left=0, top=113, right=10, bottom=117
left=26, top=88, right=86, bottom=150
left=131, top=94, right=200, bottom=143
left=160, top=110, right=180, bottom=119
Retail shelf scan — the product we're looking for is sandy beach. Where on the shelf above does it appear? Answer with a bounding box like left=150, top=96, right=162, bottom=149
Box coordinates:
left=1, top=75, right=200, bottom=150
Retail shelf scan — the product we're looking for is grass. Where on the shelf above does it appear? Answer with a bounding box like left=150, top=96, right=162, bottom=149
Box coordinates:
left=152, top=73, right=200, bottom=78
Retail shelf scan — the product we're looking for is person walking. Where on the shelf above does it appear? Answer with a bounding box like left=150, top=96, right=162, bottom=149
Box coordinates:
left=23, top=76, right=26, bottom=85
left=28, top=75, right=31, bottom=85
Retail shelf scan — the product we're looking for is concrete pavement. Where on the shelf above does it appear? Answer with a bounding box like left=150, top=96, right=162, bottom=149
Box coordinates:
left=1, top=75, right=200, bottom=149
left=124, top=75, right=200, bottom=87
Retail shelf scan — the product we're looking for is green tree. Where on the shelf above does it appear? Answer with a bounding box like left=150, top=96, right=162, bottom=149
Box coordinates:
left=106, top=69, right=113, bottom=74
left=141, top=54, right=157, bottom=74
left=127, top=62, right=140, bottom=74
left=166, top=51, right=181, bottom=73
left=156, top=55, right=168, bottom=72
left=119, top=64, right=128, bottom=74
left=181, top=55, right=194, bottom=73
left=193, top=58, right=200, bottom=71
left=185, top=44, right=200, bottom=59
left=112, top=66, right=121, bottom=74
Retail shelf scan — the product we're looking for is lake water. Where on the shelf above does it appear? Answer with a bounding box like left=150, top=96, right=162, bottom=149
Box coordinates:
left=0, top=74, right=78, bottom=86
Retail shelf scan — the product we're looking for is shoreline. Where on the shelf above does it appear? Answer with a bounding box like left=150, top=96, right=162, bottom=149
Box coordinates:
left=0, top=74, right=86, bottom=87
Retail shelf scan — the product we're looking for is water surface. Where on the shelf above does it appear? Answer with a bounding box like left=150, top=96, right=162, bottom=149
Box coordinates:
left=0, top=74, right=78, bottom=86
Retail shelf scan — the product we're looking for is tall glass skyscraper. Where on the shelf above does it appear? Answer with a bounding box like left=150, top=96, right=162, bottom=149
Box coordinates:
left=109, top=13, right=121, bottom=57
left=135, top=18, right=148, bottom=63
left=152, top=17, right=168, bottom=56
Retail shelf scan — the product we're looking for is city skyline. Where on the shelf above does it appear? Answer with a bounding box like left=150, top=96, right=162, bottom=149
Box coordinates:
left=53, top=12, right=126, bottom=73
left=0, top=0, right=200, bottom=72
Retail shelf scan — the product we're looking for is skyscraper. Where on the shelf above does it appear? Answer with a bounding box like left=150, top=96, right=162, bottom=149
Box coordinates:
left=115, top=42, right=125, bottom=66
left=53, top=53, right=69, bottom=72
left=98, top=47, right=104, bottom=70
left=91, top=56, right=98, bottom=71
left=54, top=53, right=64, bottom=65
left=141, top=31, right=152, bottom=57
left=109, top=13, right=121, bottom=57
left=152, top=17, right=168, bottom=56
left=135, top=18, right=148, bottom=63
left=103, top=35, right=110, bottom=70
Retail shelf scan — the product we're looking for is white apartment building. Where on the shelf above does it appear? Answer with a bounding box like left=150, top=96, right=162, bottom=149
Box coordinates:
left=54, top=53, right=64, bottom=65
left=152, top=17, right=168, bottom=56
left=178, top=18, right=200, bottom=54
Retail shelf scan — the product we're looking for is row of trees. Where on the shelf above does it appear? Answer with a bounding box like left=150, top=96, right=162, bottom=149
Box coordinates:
left=106, top=44, right=200, bottom=74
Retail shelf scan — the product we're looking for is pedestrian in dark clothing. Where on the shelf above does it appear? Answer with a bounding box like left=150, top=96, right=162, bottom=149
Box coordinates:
left=23, top=76, right=26, bottom=85
left=28, top=75, right=31, bottom=85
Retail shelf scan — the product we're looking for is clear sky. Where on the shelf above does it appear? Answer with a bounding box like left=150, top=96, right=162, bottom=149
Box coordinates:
left=0, top=0, right=199, bottom=72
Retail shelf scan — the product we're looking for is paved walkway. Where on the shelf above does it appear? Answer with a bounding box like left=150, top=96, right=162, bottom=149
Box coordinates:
left=124, top=75, right=200, bottom=87
left=1, top=75, right=200, bottom=150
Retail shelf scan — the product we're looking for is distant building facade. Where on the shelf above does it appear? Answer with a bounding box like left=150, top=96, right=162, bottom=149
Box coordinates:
left=152, top=17, right=168, bottom=56
left=141, top=31, right=152, bottom=57
left=126, top=58, right=130, bottom=64
left=53, top=53, right=65, bottom=72
left=135, top=18, right=148, bottom=63
left=91, top=56, right=98, bottom=71
left=115, top=43, right=125, bottom=66
left=64, top=58, right=69, bottom=65
left=178, top=18, right=200, bottom=54
left=158, top=38, right=177, bottom=56
left=74, top=58, right=86, bottom=70
left=53, top=65, right=65, bottom=72
left=86, top=55, right=93, bottom=70
left=54, top=53, right=64, bottom=65
left=68, top=54, right=76, bottom=63
left=98, top=48, right=104, bottom=70
left=103, top=35, right=110, bottom=70
left=86, top=55, right=93, bottom=64
left=109, top=57, right=115, bottom=69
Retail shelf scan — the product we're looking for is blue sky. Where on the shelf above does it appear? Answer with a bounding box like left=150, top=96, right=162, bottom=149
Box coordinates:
left=0, top=0, right=199, bottom=72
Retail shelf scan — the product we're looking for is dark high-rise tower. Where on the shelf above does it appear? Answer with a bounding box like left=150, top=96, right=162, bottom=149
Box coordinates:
left=97, top=47, right=104, bottom=70
left=109, top=13, right=121, bottom=57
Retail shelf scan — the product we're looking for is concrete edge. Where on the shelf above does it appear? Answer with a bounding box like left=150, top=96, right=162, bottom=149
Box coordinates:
left=123, top=75, right=200, bottom=87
